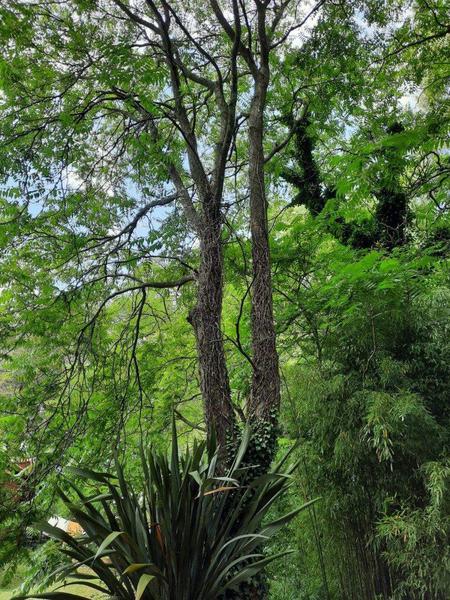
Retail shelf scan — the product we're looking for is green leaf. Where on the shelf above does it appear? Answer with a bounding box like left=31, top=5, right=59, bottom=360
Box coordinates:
left=265, top=497, right=320, bottom=531
left=123, top=562, right=152, bottom=575
left=94, top=530, right=124, bottom=560
left=12, top=594, right=88, bottom=600
left=53, top=581, right=109, bottom=594
left=65, top=466, right=116, bottom=482
left=136, top=573, right=155, bottom=600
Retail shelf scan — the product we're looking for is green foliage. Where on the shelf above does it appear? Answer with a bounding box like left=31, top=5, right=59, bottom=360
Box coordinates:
left=17, top=542, right=69, bottom=596
left=273, top=229, right=449, bottom=598
left=377, top=460, right=450, bottom=599
left=13, top=425, right=310, bottom=600
left=0, top=1, right=449, bottom=598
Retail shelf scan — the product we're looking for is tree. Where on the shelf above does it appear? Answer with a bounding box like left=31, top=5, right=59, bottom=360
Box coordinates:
left=1, top=1, right=450, bottom=597
left=2, top=0, right=447, bottom=498
left=0, top=0, right=330, bottom=462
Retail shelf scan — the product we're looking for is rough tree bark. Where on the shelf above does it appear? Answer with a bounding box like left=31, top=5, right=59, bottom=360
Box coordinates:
left=246, top=4, right=281, bottom=473
left=134, top=0, right=239, bottom=452
left=248, top=75, right=280, bottom=424
left=114, top=0, right=287, bottom=458
left=188, top=207, right=236, bottom=450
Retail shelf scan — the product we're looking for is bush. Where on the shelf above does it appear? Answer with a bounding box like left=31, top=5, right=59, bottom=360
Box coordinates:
left=14, top=425, right=312, bottom=600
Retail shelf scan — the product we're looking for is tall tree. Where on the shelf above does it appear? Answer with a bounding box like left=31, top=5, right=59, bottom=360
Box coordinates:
left=2, top=1, right=443, bottom=468
left=0, top=0, right=321, bottom=461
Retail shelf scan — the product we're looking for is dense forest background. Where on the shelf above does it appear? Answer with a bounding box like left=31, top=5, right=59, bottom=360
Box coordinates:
left=0, top=0, right=449, bottom=598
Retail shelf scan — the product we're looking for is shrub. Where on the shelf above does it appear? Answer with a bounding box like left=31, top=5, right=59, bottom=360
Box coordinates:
left=14, top=425, right=312, bottom=599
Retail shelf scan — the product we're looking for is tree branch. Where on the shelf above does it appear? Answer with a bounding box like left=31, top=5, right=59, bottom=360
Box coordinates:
left=111, top=0, right=159, bottom=33
left=382, top=25, right=450, bottom=61
left=209, top=0, right=258, bottom=77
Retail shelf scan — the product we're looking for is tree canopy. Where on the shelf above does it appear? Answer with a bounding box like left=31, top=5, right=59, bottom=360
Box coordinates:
left=0, top=1, right=449, bottom=598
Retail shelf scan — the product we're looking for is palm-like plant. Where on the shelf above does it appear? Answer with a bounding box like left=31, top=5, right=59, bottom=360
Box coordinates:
left=14, top=426, right=314, bottom=600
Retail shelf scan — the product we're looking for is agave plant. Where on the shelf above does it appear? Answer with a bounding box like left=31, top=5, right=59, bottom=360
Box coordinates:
left=13, top=426, right=315, bottom=599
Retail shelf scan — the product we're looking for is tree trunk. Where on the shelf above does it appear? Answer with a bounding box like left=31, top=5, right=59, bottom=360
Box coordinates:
left=247, top=69, right=281, bottom=465
left=188, top=208, right=236, bottom=451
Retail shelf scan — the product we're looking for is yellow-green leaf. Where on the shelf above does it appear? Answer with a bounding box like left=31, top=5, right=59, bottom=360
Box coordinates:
left=94, top=531, right=123, bottom=560
left=123, top=563, right=151, bottom=575
left=136, top=573, right=154, bottom=600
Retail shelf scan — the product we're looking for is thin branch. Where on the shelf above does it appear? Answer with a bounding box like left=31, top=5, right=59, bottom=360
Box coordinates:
left=209, top=0, right=258, bottom=77
left=111, top=0, right=159, bottom=33
left=90, top=193, right=178, bottom=243
left=270, top=0, right=326, bottom=49
left=381, top=25, right=450, bottom=60
left=174, top=409, right=206, bottom=432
